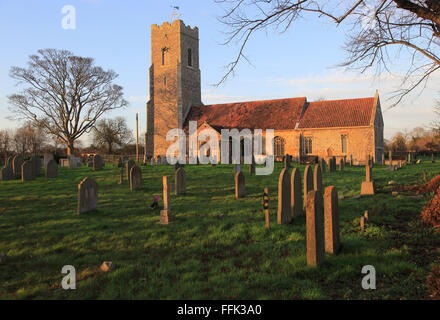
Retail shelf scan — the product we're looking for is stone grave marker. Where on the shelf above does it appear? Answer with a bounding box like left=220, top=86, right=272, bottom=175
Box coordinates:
left=175, top=167, right=186, bottom=196
left=93, top=154, right=104, bottom=171
left=43, top=153, right=54, bottom=168
left=77, top=177, right=98, bottom=214
left=12, top=155, right=24, bottom=178
left=291, top=168, right=302, bottom=218
left=314, top=164, right=322, bottom=195
left=45, top=159, right=58, bottom=179
left=277, top=168, right=291, bottom=224
left=249, top=156, right=256, bottom=175
left=304, top=165, right=314, bottom=208
left=235, top=170, right=245, bottom=199
left=130, top=165, right=142, bottom=191
left=338, top=159, right=344, bottom=171
left=361, top=164, right=375, bottom=195
left=126, top=160, right=135, bottom=185
left=306, top=190, right=325, bottom=267
left=324, top=186, right=340, bottom=254
left=21, top=160, right=35, bottom=182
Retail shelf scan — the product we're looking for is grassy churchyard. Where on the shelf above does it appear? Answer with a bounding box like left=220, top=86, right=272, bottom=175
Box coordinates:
left=1, top=159, right=440, bottom=299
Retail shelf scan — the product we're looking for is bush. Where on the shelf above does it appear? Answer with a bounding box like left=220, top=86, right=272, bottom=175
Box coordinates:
left=421, top=189, right=440, bottom=227
left=427, top=265, right=440, bottom=299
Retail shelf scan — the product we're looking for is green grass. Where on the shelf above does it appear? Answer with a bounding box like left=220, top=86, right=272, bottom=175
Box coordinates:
left=1, top=159, right=440, bottom=299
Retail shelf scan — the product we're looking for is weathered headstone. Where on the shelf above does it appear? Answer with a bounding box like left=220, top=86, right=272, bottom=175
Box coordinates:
left=249, top=156, right=256, bottom=175
left=130, top=165, right=142, bottom=191
left=43, top=153, right=54, bottom=168
left=319, top=158, right=326, bottom=174
left=306, top=190, right=325, bottom=267
left=304, top=165, right=314, bottom=208
left=324, top=186, right=340, bottom=254
left=314, top=164, right=323, bottom=195
left=284, top=154, right=291, bottom=169
left=12, top=155, right=23, bottom=178
left=175, top=167, right=186, bottom=196
left=21, top=160, right=35, bottom=182
left=338, top=158, right=344, bottom=171
left=349, top=154, right=353, bottom=166
left=0, top=164, right=13, bottom=181
left=235, top=170, right=245, bottom=199
left=77, top=177, right=98, bottom=214
left=291, top=168, right=302, bottom=218
left=277, top=168, right=291, bottom=224
left=118, top=168, right=124, bottom=184
left=151, top=158, right=155, bottom=166
left=361, top=164, right=375, bottom=195
left=45, top=160, right=58, bottom=179
left=93, top=154, right=104, bottom=171
left=126, top=160, right=135, bottom=185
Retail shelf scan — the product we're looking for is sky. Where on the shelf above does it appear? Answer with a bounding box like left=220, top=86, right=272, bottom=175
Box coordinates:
left=0, top=0, right=438, bottom=145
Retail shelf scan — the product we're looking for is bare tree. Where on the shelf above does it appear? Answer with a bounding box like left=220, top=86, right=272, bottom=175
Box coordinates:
left=92, top=117, right=133, bottom=154
left=8, top=49, right=128, bottom=156
left=0, top=130, right=11, bottom=162
left=12, top=122, right=47, bottom=156
left=215, top=0, right=440, bottom=105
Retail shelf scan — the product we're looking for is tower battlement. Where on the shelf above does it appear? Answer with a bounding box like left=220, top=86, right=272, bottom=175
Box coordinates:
left=151, top=20, right=199, bottom=38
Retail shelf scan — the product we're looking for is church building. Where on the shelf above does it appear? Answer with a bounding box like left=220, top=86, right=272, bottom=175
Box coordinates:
left=145, top=20, right=384, bottom=164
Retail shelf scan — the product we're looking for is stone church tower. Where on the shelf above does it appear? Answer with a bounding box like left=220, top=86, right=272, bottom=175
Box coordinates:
left=146, top=20, right=202, bottom=157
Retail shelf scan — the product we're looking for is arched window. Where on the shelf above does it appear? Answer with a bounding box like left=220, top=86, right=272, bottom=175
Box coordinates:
left=274, top=136, right=285, bottom=157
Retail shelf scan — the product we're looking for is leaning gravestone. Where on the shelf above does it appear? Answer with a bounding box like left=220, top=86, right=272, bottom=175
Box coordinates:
left=126, top=160, right=135, bottom=185
left=278, top=168, right=291, bottom=224
left=45, top=160, right=58, bottom=179
left=306, top=190, right=325, bottom=268
left=291, top=168, right=302, bottom=218
left=93, top=155, right=104, bottom=171
left=235, top=171, right=245, bottom=199
left=12, top=155, right=24, bottom=179
left=77, top=177, right=98, bottom=214
left=21, top=160, right=35, bottom=182
left=304, top=165, right=314, bottom=209
left=130, top=165, right=142, bottom=191
left=324, top=186, right=340, bottom=254
left=175, top=167, right=186, bottom=196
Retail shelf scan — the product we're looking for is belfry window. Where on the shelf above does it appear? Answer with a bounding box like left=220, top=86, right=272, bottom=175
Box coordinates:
left=188, top=48, right=192, bottom=67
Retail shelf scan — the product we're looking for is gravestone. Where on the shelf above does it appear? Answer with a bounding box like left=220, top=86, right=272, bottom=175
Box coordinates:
left=68, top=155, right=81, bottom=168
left=306, top=190, right=325, bottom=267
left=157, top=156, right=161, bottom=165
left=126, top=160, right=135, bottom=185
left=130, top=165, right=142, bottom=191
left=324, top=186, right=340, bottom=254
left=338, top=159, right=344, bottom=171
left=77, top=177, right=98, bottom=214
left=93, top=155, right=104, bottom=171
left=45, top=160, right=58, bottom=179
left=277, top=168, right=291, bottom=224
left=175, top=167, right=186, bottom=196
left=43, top=153, right=54, bottom=168
left=249, top=156, right=256, bottom=175
left=349, top=154, right=353, bottom=166
left=117, top=157, right=123, bottom=168
left=29, top=156, right=39, bottom=177
left=361, top=164, right=375, bottom=195
left=60, top=158, right=69, bottom=167
left=314, top=165, right=322, bottom=196
left=0, top=164, right=13, bottom=181
left=304, top=165, right=314, bottom=209
left=163, top=176, right=171, bottom=211
left=235, top=171, right=245, bottom=199
left=291, top=168, right=302, bottom=218
left=21, top=160, right=35, bottom=182
left=12, top=155, right=24, bottom=178
left=151, top=158, right=155, bottom=166
left=118, top=168, right=123, bottom=184
left=284, top=154, right=291, bottom=169
left=319, top=158, right=326, bottom=174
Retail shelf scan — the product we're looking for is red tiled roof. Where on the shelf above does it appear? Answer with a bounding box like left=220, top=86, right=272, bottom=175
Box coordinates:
left=184, top=97, right=306, bottom=131
left=298, top=97, right=375, bottom=129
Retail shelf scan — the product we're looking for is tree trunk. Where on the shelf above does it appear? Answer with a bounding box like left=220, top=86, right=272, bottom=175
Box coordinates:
left=67, top=139, right=75, bottom=156
left=108, top=142, right=113, bottom=154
